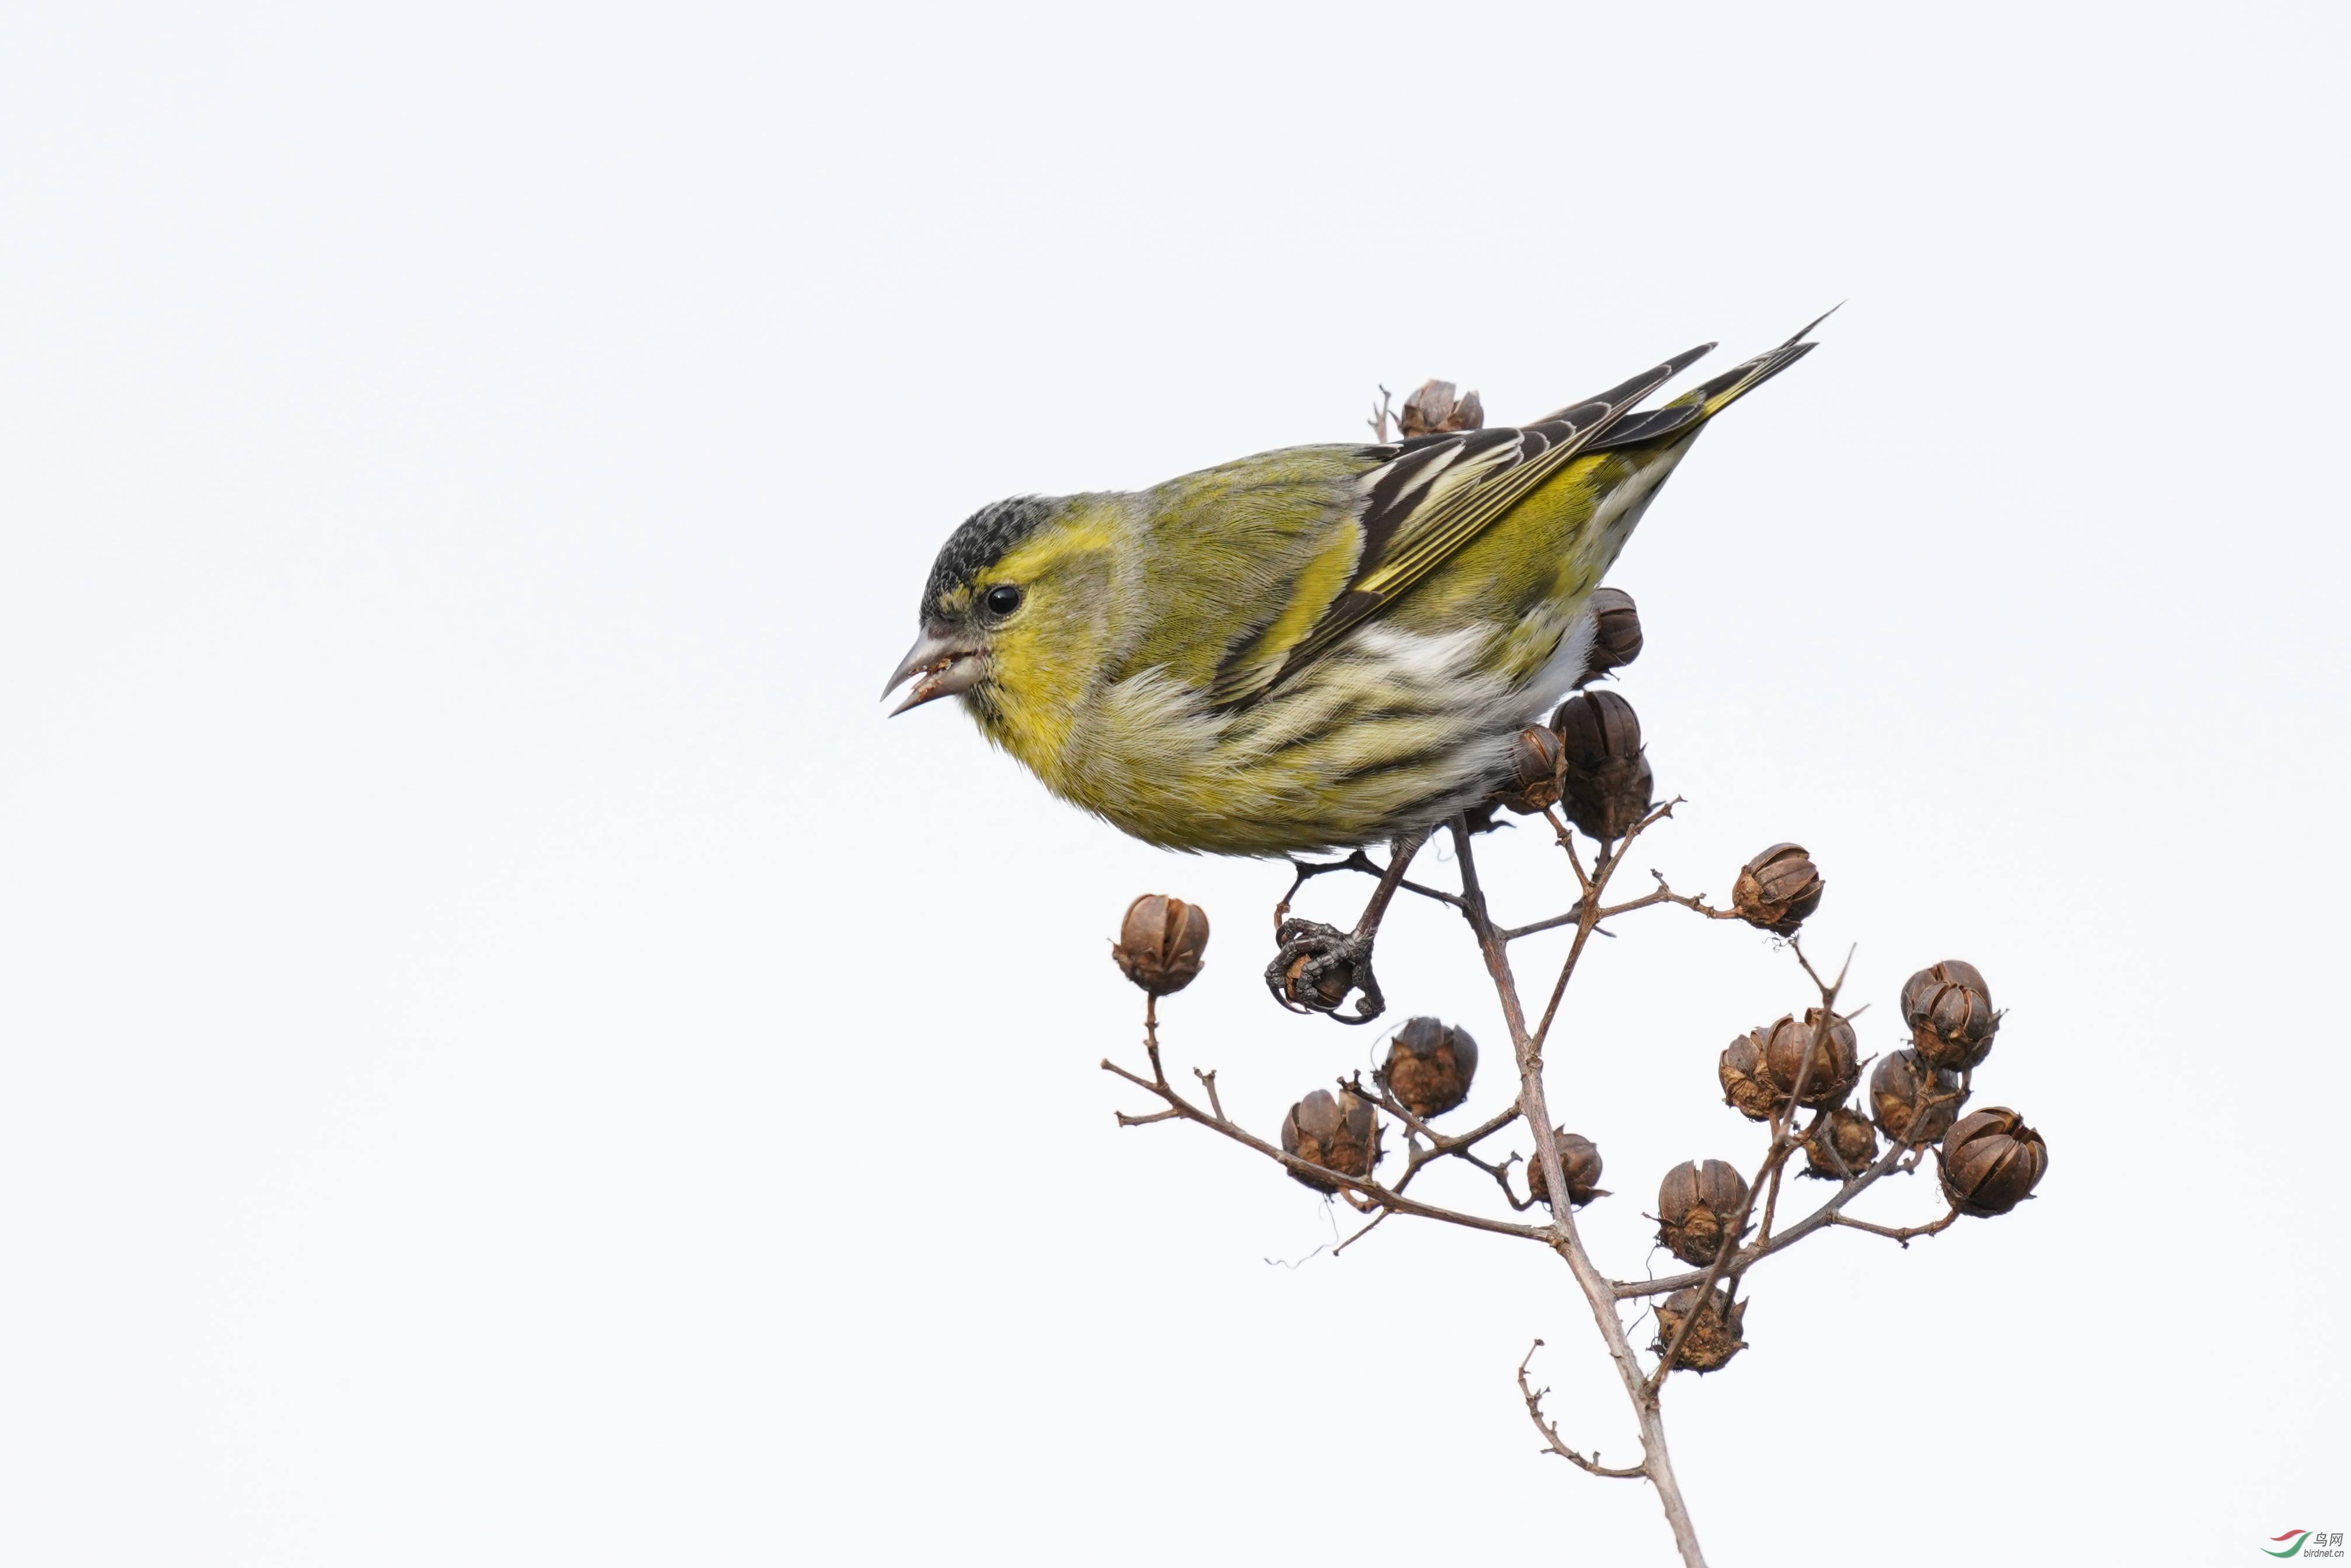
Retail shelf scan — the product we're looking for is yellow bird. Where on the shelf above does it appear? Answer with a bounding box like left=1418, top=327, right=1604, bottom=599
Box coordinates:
left=887, top=318, right=1823, bottom=1019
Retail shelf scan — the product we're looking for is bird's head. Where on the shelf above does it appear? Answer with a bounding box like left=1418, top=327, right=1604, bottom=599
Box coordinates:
left=884, top=495, right=1114, bottom=748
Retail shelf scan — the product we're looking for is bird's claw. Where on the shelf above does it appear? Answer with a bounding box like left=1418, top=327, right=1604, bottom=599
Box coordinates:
left=1264, top=917, right=1385, bottom=1025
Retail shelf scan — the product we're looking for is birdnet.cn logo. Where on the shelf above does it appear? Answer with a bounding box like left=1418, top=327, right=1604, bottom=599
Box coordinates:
left=2266, top=1531, right=2346, bottom=1559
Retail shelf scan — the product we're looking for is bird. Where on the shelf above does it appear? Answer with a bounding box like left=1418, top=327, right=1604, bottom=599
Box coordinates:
left=885, top=317, right=1825, bottom=1021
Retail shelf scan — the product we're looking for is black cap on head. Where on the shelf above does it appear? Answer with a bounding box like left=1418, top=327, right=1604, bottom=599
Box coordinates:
left=922, top=497, right=1053, bottom=615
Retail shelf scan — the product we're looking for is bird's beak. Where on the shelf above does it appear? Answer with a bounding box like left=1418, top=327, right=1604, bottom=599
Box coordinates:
left=882, top=621, right=986, bottom=715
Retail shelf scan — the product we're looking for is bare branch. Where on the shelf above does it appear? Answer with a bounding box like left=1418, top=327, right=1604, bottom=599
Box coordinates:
left=1193, top=1067, right=1225, bottom=1121
left=1831, top=1205, right=1960, bottom=1246
left=1345, top=1073, right=1528, bottom=1204
left=1098, top=732, right=2017, bottom=1568
left=1449, top=817, right=1709, bottom=1567
left=1099, top=1032, right=1553, bottom=1246
left=1540, top=807, right=1593, bottom=894
left=1518, top=1341, right=1647, bottom=1479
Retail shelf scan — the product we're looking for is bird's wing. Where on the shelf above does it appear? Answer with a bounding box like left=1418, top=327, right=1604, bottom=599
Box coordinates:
left=1204, top=343, right=1715, bottom=710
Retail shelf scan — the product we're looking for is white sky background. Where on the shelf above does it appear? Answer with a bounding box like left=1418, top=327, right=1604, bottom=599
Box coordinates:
left=0, top=2, right=2344, bottom=1563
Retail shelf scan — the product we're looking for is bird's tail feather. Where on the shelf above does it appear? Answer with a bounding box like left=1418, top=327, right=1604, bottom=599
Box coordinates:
left=1582, top=308, right=1832, bottom=454
left=1677, top=307, right=1836, bottom=417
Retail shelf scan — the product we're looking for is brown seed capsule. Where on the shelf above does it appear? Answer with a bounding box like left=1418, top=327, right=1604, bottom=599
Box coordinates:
left=1718, top=1028, right=1785, bottom=1122
left=1870, top=1049, right=1970, bottom=1146
left=1491, top=724, right=1567, bottom=814
left=1654, top=1286, right=1748, bottom=1374
left=1380, top=1017, right=1480, bottom=1119
left=1399, top=378, right=1485, bottom=437
left=1551, top=690, right=1654, bottom=842
left=1526, top=1130, right=1606, bottom=1208
left=1657, top=1159, right=1750, bottom=1267
left=1901, top=960, right=1999, bottom=1071
left=1112, top=894, right=1210, bottom=996
left=1731, top=843, right=1823, bottom=936
left=1574, top=587, right=1644, bottom=687
left=1800, top=1107, right=1880, bottom=1180
left=1937, top=1107, right=2048, bottom=1216
left=1756, top=1009, right=1861, bottom=1108
left=1279, top=1088, right=1383, bottom=1194
left=1277, top=947, right=1355, bottom=1012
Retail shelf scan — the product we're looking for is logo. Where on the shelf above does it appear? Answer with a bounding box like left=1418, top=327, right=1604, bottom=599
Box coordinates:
left=2268, top=1531, right=2346, bottom=1560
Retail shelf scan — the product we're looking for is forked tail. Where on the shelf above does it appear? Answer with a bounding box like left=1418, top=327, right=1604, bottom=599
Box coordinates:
left=1587, top=308, right=1834, bottom=453
left=1677, top=307, right=1835, bottom=416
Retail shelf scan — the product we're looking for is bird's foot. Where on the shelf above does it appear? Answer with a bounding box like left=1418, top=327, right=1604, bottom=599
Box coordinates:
left=1265, top=917, right=1385, bottom=1025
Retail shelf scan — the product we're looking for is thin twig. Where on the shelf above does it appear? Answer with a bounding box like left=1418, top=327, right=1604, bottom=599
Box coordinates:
left=1099, top=1052, right=1551, bottom=1245
left=1517, top=1341, right=1647, bottom=1479
left=1347, top=1073, right=1529, bottom=1204
left=1521, top=797, right=1674, bottom=1058
left=1652, top=874, right=1747, bottom=921
left=1193, top=1068, right=1225, bottom=1121
left=1333, top=1209, right=1392, bottom=1256
left=1541, top=808, right=1593, bottom=895
left=1831, top=1205, right=1960, bottom=1245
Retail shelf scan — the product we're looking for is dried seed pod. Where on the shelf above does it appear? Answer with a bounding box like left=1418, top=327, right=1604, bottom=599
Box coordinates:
left=1800, top=1107, right=1880, bottom=1180
left=1718, top=1028, right=1784, bottom=1122
left=1526, top=1130, right=1606, bottom=1208
left=1279, top=1089, right=1383, bottom=1194
left=1381, top=1017, right=1480, bottom=1119
left=1399, top=378, right=1484, bottom=437
left=1901, top=959, right=1999, bottom=1071
left=1491, top=724, right=1567, bottom=814
left=1654, top=1286, right=1748, bottom=1374
left=1657, top=1158, right=1749, bottom=1267
left=1937, top=1107, right=2048, bottom=1216
left=1551, top=690, right=1654, bottom=842
left=1869, top=1049, right=1969, bottom=1146
left=1731, top=843, right=1824, bottom=936
left=1112, top=894, right=1210, bottom=996
left=1756, top=1009, right=1861, bottom=1108
left=1276, top=947, right=1354, bottom=1012
left=1573, top=587, right=1644, bottom=687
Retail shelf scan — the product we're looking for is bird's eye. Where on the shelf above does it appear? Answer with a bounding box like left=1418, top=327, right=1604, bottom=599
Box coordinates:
left=983, top=584, right=1023, bottom=617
